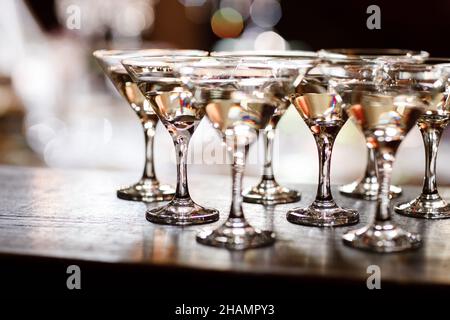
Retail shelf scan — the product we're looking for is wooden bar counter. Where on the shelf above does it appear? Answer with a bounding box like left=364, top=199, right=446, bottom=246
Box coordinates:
left=1, top=165, right=449, bottom=299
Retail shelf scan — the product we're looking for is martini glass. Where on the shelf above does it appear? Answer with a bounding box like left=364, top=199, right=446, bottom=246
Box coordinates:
left=122, top=56, right=219, bottom=226
left=319, top=48, right=429, bottom=200
left=286, top=62, right=359, bottom=227
left=340, top=61, right=447, bottom=252
left=395, top=60, right=450, bottom=219
left=180, top=58, right=300, bottom=249
left=211, top=50, right=317, bottom=205
left=94, top=49, right=207, bottom=202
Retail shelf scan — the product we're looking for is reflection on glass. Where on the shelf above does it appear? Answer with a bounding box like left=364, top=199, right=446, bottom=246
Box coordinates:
left=339, top=61, right=446, bottom=252
left=123, top=56, right=219, bottom=225
left=319, top=48, right=429, bottom=200
left=211, top=50, right=317, bottom=205
left=395, top=61, right=450, bottom=219
left=94, top=49, right=206, bottom=202
left=287, top=64, right=359, bottom=227
left=181, top=59, right=298, bottom=249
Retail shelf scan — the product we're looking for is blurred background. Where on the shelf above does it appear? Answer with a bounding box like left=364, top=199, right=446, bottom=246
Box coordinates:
left=1, top=0, right=450, bottom=187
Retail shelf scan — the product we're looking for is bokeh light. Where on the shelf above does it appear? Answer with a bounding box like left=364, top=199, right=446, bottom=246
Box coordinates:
left=254, top=31, right=288, bottom=50
left=220, top=0, right=252, bottom=19
left=114, top=5, right=154, bottom=37
left=211, top=8, right=244, bottom=38
left=250, top=0, right=282, bottom=28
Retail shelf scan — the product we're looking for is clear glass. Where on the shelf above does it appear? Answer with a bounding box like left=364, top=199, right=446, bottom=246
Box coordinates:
left=181, top=59, right=299, bottom=249
left=210, top=51, right=317, bottom=204
left=93, top=49, right=207, bottom=202
left=338, top=148, right=403, bottom=200
left=338, top=61, right=446, bottom=252
left=242, top=119, right=301, bottom=204
left=395, top=61, right=450, bottom=219
left=319, top=48, right=429, bottom=200
left=122, top=56, right=219, bottom=225
left=287, top=65, right=359, bottom=227
left=197, top=138, right=276, bottom=250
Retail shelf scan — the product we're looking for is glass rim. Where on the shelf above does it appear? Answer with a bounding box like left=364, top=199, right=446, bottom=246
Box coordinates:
left=179, top=57, right=311, bottom=74
left=213, top=56, right=319, bottom=68
left=376, top=57, right=450, bottom=71
left=121, top=56, right=304, bottom=70
left=178, top=61, right=305, bottom=87
left=424, top=57, right=450, bottom=67
left=210, top=50, right=318, bottom=59
left=322, top=63, right=449, bottom=84
left=121, top=55, right=207, bottom=68
left=93, top=49, right=208, bottom=60
left=318, top=48, right=429, bottom=62
left=183, top=56, right=316, bottom=71
left=316, top=58, right=450, bottom=79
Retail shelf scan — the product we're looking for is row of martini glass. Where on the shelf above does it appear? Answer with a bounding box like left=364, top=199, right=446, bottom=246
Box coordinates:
left=94, top=48, right=450, bottom=253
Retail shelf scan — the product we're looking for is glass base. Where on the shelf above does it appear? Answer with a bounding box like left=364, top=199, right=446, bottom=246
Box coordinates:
left=395, top=194, right=450, bottom=219
left=286, top=201, right=359, bottom=227
left=117, top=178, right=175, bottom=202
left=242, top=179, right=300, bottom=205
left=146, top=197, right=219, bottom=226
left=339, top=177, right=402, bottom=200
left=196, top=218, right=275, bottom=250
left=342, top=222, right=422, bottom=253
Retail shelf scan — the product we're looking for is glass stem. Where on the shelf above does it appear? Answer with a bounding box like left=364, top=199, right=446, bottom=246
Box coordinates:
left=262, top=128, right=275, bottom=181
left=173, top=133, right=191, bottom=200
left=229, top=141, right=248, bottom=219
left=365, top=147, right=378, bottom=181
left=314, top=133, right=336, bottom=203
left=142, top=122, right=157, bottom=181
left=374, top=149, right=395, bottom=222
left=420, top=125, right=443, bottom=196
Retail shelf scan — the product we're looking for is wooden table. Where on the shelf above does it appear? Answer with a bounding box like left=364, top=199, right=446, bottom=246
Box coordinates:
left=1, top=165, right=450, bottom=300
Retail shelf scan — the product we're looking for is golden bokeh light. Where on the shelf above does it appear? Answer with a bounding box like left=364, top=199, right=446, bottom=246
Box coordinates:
left=211, top=8, right=244, bottom=38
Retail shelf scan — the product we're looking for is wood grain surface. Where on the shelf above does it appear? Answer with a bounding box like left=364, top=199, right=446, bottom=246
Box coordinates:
left=1, top=165, right=450, bottom=290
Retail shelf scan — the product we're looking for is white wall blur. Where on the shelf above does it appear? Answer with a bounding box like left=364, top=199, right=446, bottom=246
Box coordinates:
left=1, top=0, right=448, bottom=187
